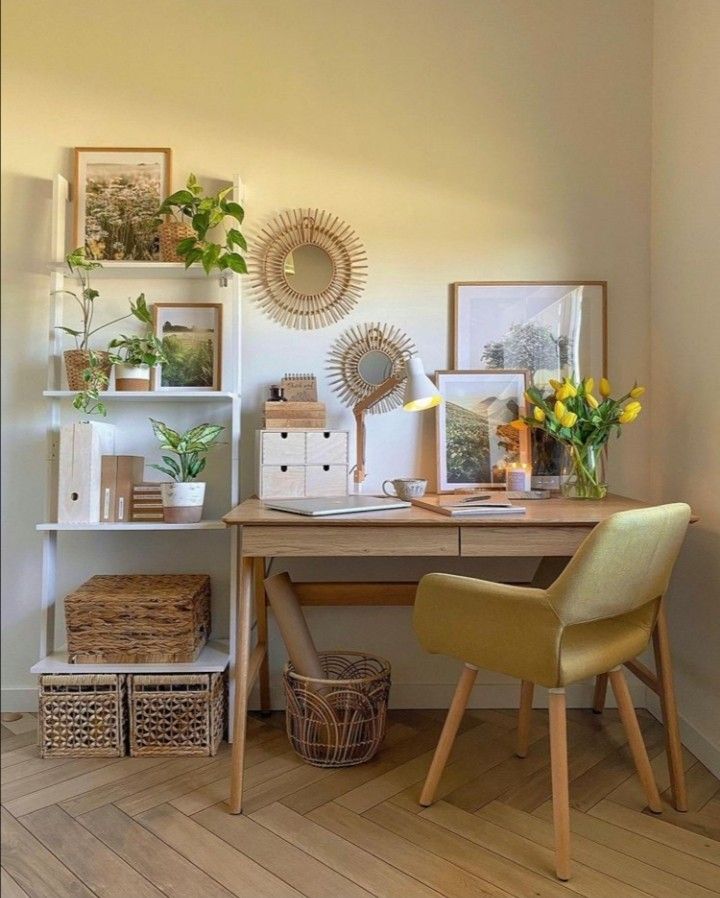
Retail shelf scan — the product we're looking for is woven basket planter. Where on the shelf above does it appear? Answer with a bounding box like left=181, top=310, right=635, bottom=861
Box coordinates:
left=283, top=652, right=391, bottom=768
left=65, top=574, right=211, bottom=664
left=129, top=672, right=225, bottom=756
left=159, top=220, right=195, bottom=262
left=63, top=350, right=111, bottom=391
left=39, top=674, right=126, bottom=758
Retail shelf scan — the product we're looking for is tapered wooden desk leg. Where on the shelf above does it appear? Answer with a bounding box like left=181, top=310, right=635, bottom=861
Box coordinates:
left=609, top=667, right=662, bottom=813
left=517, top=680, right=534, bottom=758
left=653, top=603, right=688, bottom=812
left=548, top=689, right=571, bottom=881
left=253, top=557, right=271, bottom=713
left=229, top=555, right=254, bottom=814
left=419, top=663, right=478, bottom=807
left=592, top=673, right=609, bottom=714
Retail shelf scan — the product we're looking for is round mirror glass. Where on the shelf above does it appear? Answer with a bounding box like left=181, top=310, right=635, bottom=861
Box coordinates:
left=283, top=244, right=334, bottom=295
left=357, top=349, right=393, bottom=385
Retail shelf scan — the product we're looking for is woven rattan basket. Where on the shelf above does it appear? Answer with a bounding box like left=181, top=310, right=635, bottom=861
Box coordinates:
left=283, top=652, right=391, bottom=768
left=63, top=349, right=111, bottom=391
left=128, top=672, right=225, bottom=757
left=65, top=574, right=211, bottom=664
left=39, top=674, right=126, bottom=758
left=159, top=220, right=195, bottom=262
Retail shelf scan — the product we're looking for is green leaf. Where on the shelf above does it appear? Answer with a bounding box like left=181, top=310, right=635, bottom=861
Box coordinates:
left=192, top=212, right=210, bottom=239
left=149, top=418, right=181, bottom=449
left=227, top=228, right=247, bottom=251
left=176, top=236, right=197, bottom=255
left=202, top=244, right=221, bottom=274
left=217, top=186, right=233, bottom=202
left=162, top=189, right=195, bottom=207
left=223, top=201, right=244, bottom=223
left=226, top=254, right=248, bottom=274
left=57, top=326, right=82, bottom=337
left=149, top=463, right=179, bottom=481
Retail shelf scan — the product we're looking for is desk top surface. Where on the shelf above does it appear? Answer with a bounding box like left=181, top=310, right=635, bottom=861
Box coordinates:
left=223, top=494, right=653, bottom=528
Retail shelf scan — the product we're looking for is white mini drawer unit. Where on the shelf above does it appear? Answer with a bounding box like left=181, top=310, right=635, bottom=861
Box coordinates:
left=257, top=429, right=349, bottom=499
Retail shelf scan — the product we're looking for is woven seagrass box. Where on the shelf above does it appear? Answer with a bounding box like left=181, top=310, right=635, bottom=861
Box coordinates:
left=65, top=574, right=211, bottom=664
left=39, top=674, right=126, bottom=758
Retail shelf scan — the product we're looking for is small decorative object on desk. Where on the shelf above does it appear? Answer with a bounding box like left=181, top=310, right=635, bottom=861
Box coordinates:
left=281, top=373, right=318, bottom=402
left=382, top=478, right=427, bottom=500
left=268, top=384, right=285, bottom=402
left=506, top=462, right=532, bottom=492
left=518, top=376, right=645, bottom=499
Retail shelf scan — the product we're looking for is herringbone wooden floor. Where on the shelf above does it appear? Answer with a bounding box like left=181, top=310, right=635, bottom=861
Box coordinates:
left=1, top=708, right=718, bottom=898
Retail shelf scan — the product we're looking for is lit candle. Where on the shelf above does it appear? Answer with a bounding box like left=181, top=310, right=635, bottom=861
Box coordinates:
left=506, top=463, right=532, bottom=492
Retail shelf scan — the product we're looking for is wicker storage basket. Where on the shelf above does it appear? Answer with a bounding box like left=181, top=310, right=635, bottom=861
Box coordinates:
left=39, top=674, right=126, bottom=758
left=283, top=652, right=391, bottom=768
left=63, top=349, right=111, bottom=391
left=65, top=574, right=211, bottom=664
left=128, top=672, right=225, bottom=756
left=159, top=220, right=195, bottom=262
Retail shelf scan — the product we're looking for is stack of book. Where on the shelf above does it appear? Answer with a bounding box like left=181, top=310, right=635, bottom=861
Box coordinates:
left=131, top=483, right=164, bottom=521
left=100, top=456, right=144, bottom=522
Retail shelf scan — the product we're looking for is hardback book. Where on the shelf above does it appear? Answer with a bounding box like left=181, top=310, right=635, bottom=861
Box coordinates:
left=410, top=495, right=526, bottom=517
left=115, top=456, right=145, bottom=522
left=99, top=456, right=118, bottom=522
left=131, top=482, right=164, bottom=520
left=58, top=422, right=116, bottom=523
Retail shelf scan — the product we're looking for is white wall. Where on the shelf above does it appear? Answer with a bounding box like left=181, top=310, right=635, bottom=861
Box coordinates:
left=1, top=0, right=654, bottom=709
left=649, top=0, right=720, bottom=772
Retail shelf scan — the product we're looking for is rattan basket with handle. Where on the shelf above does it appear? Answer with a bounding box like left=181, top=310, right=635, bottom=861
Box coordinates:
left=283, top=651, right=391, bottom=768
left=159, top=220, right=195, bottom=262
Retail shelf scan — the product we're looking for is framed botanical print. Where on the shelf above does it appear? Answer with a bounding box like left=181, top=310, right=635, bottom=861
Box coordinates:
left=452, top=282, right=607, bottom=485
left=435, top=370, right=530, bottom=491
left=153, top=303, right=222, bottom=391
left=74, top=147, right=171, bottom=261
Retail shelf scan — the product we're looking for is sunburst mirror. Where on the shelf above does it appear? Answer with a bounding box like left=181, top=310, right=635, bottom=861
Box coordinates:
left=249, top=208, right=367, bottom=329
left=326, top=322, right=417, bottom=413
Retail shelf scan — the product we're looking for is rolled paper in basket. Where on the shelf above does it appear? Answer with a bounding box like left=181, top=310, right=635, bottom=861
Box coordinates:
left=263, top=572, right=325, bottom=681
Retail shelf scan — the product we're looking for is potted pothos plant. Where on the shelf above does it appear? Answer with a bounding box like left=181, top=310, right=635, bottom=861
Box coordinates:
left=149, top=419, right=224, bottom=523
left=108, top=295, right=167, bottom=391
left=156, top=174, right=247, bottom=275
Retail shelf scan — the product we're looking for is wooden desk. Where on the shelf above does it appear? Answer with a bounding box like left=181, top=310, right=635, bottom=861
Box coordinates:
left=223, top=494, right=688, bottom=813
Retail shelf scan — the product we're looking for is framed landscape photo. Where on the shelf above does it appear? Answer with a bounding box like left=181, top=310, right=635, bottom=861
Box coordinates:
left=435, top=369, right=530, bottom=491
left=74, top=147, right=171, bottom=262
left=153, top=303, right=222, bottom=391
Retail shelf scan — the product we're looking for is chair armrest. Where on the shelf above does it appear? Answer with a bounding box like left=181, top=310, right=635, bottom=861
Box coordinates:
left=414, top=573, right=563, bottom=686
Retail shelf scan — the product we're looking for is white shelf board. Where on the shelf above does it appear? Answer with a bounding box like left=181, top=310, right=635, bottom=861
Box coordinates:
left=31, top=640, right=230, bottom=675
left=49, top=261, right=227, bottom=280
left=36, top=520, right=227, bottom=531
left=44, top=390, right=237, bottom=401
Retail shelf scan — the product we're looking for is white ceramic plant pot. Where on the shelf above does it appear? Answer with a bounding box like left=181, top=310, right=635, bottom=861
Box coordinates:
left=115, top=363, right=151, bottom=392
left=161, top=482, right=206, bottom=524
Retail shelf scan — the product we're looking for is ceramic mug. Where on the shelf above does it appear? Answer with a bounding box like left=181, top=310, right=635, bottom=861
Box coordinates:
left=382, top=478, right=427, bottom=500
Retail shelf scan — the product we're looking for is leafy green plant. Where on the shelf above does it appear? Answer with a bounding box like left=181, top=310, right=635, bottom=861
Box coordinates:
left=108, top=296, right=167, bottom=367
left=73, top=351, right=111, bottom=416
left=54, top=248, right=148, bottom=349
left=157, top=174, right=247, bottom=275
left=149, top=419, right=225, bottom=482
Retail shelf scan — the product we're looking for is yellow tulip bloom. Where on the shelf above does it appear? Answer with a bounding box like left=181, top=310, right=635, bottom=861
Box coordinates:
left=630, top=385, right=645, bottom=398
left=509, top=419, right=527, bottom=430
left=586, top=393, right=599, bottom=409
left=549, top=379, right=562, bottom=392
left=584, top=377, right=595, bottom=394
left=625, top=401, right=642, bottom=413
left=533, top=406, right=546, bottom=422
left=524, top=390, right=535, bottom=406
left=556, top=384, right=572, bottom=401
left=560, top=412, right=578, bottom=427
left=554, top=400, right=567, bottom=420
left=600, top=377, right=611, bottom=398
left=619, top=409, right=639, bottom=424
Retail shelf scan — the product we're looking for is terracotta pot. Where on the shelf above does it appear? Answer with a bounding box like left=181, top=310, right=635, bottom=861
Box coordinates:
left=161, top=481, right=206, bottom=524
left=64, top=350, right=111, bottom=391
left=115, top=363, right=151, bottom=392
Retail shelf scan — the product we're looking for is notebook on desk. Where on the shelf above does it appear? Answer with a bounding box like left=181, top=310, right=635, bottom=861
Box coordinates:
left=263, top=495, right=411, bottom=516
left=410, top=495, right=526, bottom=516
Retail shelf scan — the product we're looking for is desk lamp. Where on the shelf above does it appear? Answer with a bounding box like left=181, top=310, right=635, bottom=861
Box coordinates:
left=353, top=356, right=441, bottom=487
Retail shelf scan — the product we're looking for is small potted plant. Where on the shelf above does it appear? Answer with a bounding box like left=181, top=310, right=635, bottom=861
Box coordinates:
left=156, top=174, right=247, bottom=275
left=54, top=248, right=149, bottom=391
left=149, top=418, right=224, bottom=523
left=108, top=296, right=167, bottom=391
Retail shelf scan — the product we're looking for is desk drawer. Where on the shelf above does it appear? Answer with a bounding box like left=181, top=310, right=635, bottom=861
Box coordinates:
left=461, top=526, right=590, bottom=557
left=242, top=526, right=459, bottom=557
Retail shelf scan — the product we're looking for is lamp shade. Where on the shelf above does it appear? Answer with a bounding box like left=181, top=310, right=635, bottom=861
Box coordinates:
left=402, top=356, right=442, bottom=411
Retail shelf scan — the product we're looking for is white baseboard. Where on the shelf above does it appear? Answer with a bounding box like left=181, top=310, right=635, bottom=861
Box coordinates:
left=1, top=687, right=37, bottom=712
left=645, top=691, right=720, bottom=778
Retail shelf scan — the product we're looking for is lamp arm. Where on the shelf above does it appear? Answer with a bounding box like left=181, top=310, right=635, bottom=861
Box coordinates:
left=352, top=374, right=402, bottom=485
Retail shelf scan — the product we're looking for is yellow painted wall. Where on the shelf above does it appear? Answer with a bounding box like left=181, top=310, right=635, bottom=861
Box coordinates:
left=1, top=0, right=654, bottom=707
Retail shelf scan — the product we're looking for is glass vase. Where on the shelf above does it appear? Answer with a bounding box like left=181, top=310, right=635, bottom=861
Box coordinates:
left=561, top=444, right=607, bottom=499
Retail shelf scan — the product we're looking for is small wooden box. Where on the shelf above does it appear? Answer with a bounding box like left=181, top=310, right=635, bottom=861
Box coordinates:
left=128, top=672, right=225, bottom=757
left=65, top=575, right=211, bottom=664
left=264, top=401, right=326, bottom=429
left=39, top=674, right=126, bottom=758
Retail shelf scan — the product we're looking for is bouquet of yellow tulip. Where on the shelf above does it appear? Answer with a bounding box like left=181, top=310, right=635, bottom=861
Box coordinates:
left=513, top=376, right=645, bottom=499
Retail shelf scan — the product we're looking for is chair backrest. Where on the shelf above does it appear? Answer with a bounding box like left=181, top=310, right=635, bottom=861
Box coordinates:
left=546, top=503, right=691, bottom=625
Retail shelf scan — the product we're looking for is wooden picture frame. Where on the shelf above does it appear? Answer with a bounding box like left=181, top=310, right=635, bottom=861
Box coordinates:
left=435, top=369, right=530, bottom=492
left=73, top=147, right=172, bottom=261
left=153, top=303, right=222, bottom=391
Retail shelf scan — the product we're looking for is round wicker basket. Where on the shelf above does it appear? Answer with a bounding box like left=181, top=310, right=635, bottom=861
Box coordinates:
left=159, top=220, right=195, bottom=262
left=283, top=651, right=391, bottom=768
left=64, top=350, right=111, bottom=392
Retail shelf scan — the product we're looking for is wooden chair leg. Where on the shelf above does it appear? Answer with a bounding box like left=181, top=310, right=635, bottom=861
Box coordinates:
left=419, top=663, right=478, bottom=807
left=608, top=667, right=663, bottom=814
left=592, top=673, right=608, bottom=714
left=653, top=604, right=688, bottom=811
left=516, top=680, right=534, bottom=758
left=548, top=688, right=571, bottom=881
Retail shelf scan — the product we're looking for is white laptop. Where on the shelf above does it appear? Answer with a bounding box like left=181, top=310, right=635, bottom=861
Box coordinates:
left=263, top=495, right=411, bottom=516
